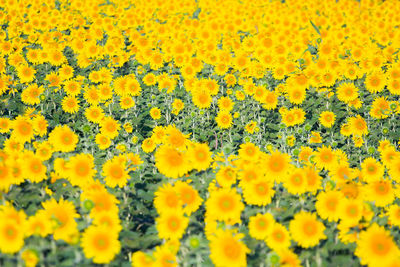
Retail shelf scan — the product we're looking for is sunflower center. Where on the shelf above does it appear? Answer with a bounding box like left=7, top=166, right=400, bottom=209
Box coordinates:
left=273, top=231, right=283, bottom=241
left=76, top=163, right=89, bottom=176
left=257, top=219, right=267, bottom=229
left=376, top=184, right=389, bottom=194
left=372, top=240, right=390, bottom=256
left=5, top=226, right=16, bottom=239
left=95, top=236, right=109, bottom=250
left=168, top=218, right=179, bottom=230
left=223, top=242, right=240, bottom=260
left=367, top=165, right=376, bottom=173
left=303, top=222, right=317, bottom=236
left=196, top=150, right=206, bottom=160
left=111, top=166, right=123, bottom=179
left=219, top=197, right=234, bottom=211
left=62, top=133, right=72, bottom=145
left=292, top=174, right=302, bottom=185
left=326, top=199, right=337, bottom=210
left=19, top=123, right=31, bottom=135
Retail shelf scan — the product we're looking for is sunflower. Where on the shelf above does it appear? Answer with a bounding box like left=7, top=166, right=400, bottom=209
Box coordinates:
left=388, top=157, right=400, bottom=182
left=238, top=142, right=260, bottom=161
left=131, top=251, right=155, bottom=267
left=21, top=249, right=39, bottom=267
left=141, top=137, right=156, bottom=153
left=150, top=107, right=162, bottom=120
left=319, top=111, right=336, bottom=128
left=42, top=198, right=79, bottom=241
left=339, top=198, right=363, bottom=227
left=336, top=82, right=359, bottom=103
left=355, top=223, right=400, bottom=266
left=156, top=211, right=189, bottom=240
left=192, top=89, right=212, bottom=109
left=264, top=150, right=291, bottom=182
left=66, top=153, right=97, bottom=187
left=349, top=115, right=368, bottom=136
left=387, top=205, right=400, bottom=227
left=238, top=164, right=262, bottom=183
left=32, top=114, right=48, bottom=136
left=218, top=96, right=234, bottom=111
left=23, top=152, right=47, bottom=183
left=17, top=65, right=36, bottom=83
left=216, top=166, right=237, bottom=188
left=0, top=117, right=11, bottom=133
left=92, top=210, right=122, bottom=234
left=266, top=222, right=291, bottom=252
left=63, top=80, right=81, bottom=96
left=261, top=90, right=278, bottom=110
left=283, top=167, right=307, bottom=195
left=85, top=105, right=105, bottom=124
left=155, top=145, right=190, bottom=179
left=241, top=176, right=275, bottom=206
left=174, top=181, right=203, bottom=215
left=315, top=190, right=342, bottom=222
left=164, top=125, right=190, bottom=149
left=151, top=126, right=166, bottom=144
left=83, top=188, right=120, bottom=217
left=95, top=133, right=111, bottom=150
left=209, top=229, right=249, bottom=267
left=0, top=162, right=13, bottom=192
left=277, top=249, right=302, bottom=267
left=62, top=95, right=80, bottom=114
left=11, top=116, right=34, bottom=144
left=100, top=116, right=121, bottom=139
left=365, top=180, right=395, bottom=207
left=48, top=125, right=79, bottom=152
left=380, top=148, right=399, bottom=168
left=289, top=211, right=326, bottom=248
left=365, top=71, right=386, bottom=93
left=26, top=210, right=52, bottom=237
left=143, top=73, right=157, bottom=86
left=188, top=142, right=213, bottom=171
left=0, top=219, right=25, bottom=254
left=98, top=84, right=113, bottom=100
left=171, top=98, right=184, bottom=115
left=81, top=225, right=121, bottom=264
left=120, top=96, right=135, bottom=109
left=153, top=244, right=178, bottom=267
left=205, top=188, right=244, bottom=224
left=248, top=213, right=275, bottom=240
left=360, top=157, right=384, bottom=183
left=287, top=86, right=306, bottom=105
left=21, top=84, right=44, bottom=105
left=304, top=166, right=322, bottom=193
left=102, top=157, right=129, bottom=188
left=313, top=145, right=337, bottom=171
left=154, top=183, right=182, bottom=215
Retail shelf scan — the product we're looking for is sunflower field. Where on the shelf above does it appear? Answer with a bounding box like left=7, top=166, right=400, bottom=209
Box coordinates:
left=1, top=0, right=400, bottom=266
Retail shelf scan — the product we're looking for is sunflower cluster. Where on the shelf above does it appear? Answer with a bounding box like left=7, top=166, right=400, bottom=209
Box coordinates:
left=1, top=0, right=400, bottom=266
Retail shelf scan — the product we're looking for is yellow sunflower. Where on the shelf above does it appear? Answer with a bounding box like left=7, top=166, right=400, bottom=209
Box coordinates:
left=156, top=211, right=189, bottom=240
left=248, top=213, right=275, bottom=240
left=215, top=110, right=233, bottom=129
left=81, top=225, right=121, bottom=264
left=209, top=229, right=249, bottom=267
left=289, top=211, right=326, bottom=248
left=102, top=158, right=130, bottom=188
left=42, top=198, right=79, bottom=241
left=355, top=223, right=400, bottom=266
left=155, top=145, right=191, bottom=179
left=48, top=125, right=79, bottom=152
left=205, top=187, right=244, bottom=224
